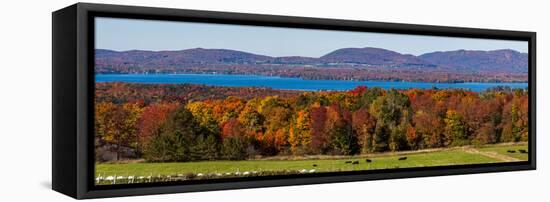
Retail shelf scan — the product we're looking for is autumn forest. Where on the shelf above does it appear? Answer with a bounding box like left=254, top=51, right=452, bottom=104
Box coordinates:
left=95, top=83, right=528, bottom=163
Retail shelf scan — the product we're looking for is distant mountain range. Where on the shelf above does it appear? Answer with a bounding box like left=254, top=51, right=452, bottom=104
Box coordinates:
left=96, top=47, right=527, bottom=73
left=94, top=47, right=528, bottom=83
left=418, top=49, right=528, bottom=73
left=321, top=47, right=435, bottom=67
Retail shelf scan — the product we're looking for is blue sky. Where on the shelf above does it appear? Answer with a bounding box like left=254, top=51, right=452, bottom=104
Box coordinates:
left=95, top=17, right=528, bottom=57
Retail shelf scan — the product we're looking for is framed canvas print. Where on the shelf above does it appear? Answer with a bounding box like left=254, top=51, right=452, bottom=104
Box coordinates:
left=52, top=3, right=536, bottom=199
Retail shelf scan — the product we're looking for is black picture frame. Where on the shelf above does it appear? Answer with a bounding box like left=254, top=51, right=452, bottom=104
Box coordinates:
left=52, top=2, right=536, bottom=199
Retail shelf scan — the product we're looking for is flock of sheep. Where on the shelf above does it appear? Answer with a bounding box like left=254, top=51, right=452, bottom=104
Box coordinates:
left=96, top=169, right=317, bottom=185
left=96, top=156, right=416, bottom=185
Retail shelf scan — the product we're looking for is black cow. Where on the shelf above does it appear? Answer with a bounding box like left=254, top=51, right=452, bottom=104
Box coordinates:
left=366, top=159, right=372, bottom=163
left=519, top=149, right=528, bottom=153
left=398, top=157, right=407, bottom=161
left=352, top=161, right=359, bottom=164
left=507, top=150, right=516, bottom=153
left=345, top=161, right=352, bottom=164
left=312, top=164, right=318, bottom=167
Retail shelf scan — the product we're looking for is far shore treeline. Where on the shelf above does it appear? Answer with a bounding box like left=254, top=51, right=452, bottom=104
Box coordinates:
left=94, top=83, right=528, bottom=162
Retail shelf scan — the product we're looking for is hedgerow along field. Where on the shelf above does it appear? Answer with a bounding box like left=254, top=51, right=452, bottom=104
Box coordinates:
left=95, top=143, right=527, bottom=184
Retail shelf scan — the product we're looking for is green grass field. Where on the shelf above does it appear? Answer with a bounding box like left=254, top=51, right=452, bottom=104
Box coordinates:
left=478, top=144, right=529, bottom=161
left=96, top=143, right=528, bottom=180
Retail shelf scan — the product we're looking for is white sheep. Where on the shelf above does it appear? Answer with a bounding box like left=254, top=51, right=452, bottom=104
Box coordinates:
left=128, top=176, right=135, bottom=183
left=95, top=175, right=103, bottom=183
left=106, top=175, right=115, bottom=184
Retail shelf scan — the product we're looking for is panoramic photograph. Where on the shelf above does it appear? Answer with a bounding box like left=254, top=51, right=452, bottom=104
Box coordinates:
left=93, top=17, right=529, bottom=185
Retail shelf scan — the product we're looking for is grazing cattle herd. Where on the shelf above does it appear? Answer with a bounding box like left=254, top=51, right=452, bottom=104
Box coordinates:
left=336, top=148, right=528, bottom=167
left=312, top=148, right=529, bottom=169
left=340, top=157, right=406, bottom=166
left=508, top=149, right=528, bottom=154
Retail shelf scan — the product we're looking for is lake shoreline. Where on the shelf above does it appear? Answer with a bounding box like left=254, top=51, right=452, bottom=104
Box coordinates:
left=95, top=73, right=528, bottom=92
left=95, top=72, right=529, bottom=84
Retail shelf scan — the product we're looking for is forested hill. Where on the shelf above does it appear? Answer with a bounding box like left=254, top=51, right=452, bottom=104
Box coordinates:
left=95, top=47, right=528, bottom=83
left=419, top=49, right=528, bottom=73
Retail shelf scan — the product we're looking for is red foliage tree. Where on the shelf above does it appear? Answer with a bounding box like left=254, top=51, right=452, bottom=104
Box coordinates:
left=137, top=103, right=179, bottom=148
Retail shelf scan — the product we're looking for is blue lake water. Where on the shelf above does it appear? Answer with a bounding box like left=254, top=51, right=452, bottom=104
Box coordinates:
left=95, top=74, right=528, bottom=92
